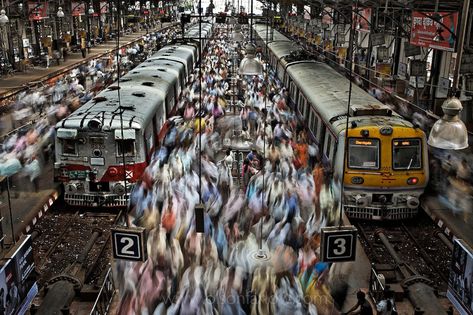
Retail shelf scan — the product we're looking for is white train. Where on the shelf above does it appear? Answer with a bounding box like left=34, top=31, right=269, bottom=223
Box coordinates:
left=54, top=22, right=213, bottom=207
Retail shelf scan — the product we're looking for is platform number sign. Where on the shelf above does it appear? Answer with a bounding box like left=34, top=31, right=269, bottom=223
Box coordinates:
left=320, top=226, right=357, bottom=262
left=111, top=227, right=147, bottom=262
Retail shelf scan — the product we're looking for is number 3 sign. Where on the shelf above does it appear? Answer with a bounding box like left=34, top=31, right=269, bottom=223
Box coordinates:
left=320, top=226, right=357, bottom=262
left=111, top=227, right=147, bottom=261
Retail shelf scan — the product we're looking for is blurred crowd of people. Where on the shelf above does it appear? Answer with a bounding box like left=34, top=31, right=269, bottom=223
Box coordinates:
left=118, top=27, right=343, bottom=315
left=0, top=27, right=179, bottom=196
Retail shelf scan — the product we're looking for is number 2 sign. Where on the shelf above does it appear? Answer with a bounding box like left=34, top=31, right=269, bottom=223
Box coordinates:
left=320, top=226, right=358, bottom=262
left=111, top=227, right=147, bottom=261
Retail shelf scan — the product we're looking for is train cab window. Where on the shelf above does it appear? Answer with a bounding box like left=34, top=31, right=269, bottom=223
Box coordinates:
left=392, top=139, right=422, bottom=170
left=116, top=140, right=135, bottom=157
left=348, top=138, right=380, bottom=170
left=62, top=139, right=77, bottom=155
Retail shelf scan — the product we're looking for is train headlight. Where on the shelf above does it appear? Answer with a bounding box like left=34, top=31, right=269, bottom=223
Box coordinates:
left=351, top=176, right=364, bottom=184
left=407, top=177, right=418, bottom=185
left=109, top=167, right=118, bottom=175
left=87, top=118, right=102, bottom=131
left=113, top=183, right=126, bottom=195
left=93, top=149, right=102, bottom=157
left=379, top=126, right=393, bottom=136
left=354, top=195, right=369, bottom=207
left=406, top=196, right=420, bottom=209
left=66, top=184, right=77, bottom=193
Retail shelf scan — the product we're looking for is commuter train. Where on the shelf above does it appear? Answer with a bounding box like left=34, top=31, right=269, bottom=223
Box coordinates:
left=253, top=23, right=429, bottom=220
left=54, top=22, right=213, bottom=207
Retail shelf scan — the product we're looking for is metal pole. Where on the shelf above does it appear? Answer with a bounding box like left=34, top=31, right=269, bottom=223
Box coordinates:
left=6, top=177, right=15, bottom=244
left=339, top=0, right=357, bottom=227
left=452, top=0, right=471, bottom=95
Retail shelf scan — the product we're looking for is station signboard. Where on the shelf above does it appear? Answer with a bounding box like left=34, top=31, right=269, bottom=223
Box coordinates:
left=410, top=11, right=458, bottom=52
left=111, top=227, right=147, bottom=261
left=320, top=226, right=358, bottom=262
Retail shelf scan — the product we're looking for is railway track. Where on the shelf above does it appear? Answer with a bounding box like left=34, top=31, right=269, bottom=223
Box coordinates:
left=32, top=209, right=119, bottom=288
left=355, top=210, right=452, bottom=293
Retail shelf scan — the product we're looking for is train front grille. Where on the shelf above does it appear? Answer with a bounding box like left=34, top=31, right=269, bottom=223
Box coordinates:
left=345, top=206, right=417, bottom=220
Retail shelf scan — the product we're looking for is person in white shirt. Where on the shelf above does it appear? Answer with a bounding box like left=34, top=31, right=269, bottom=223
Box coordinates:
left=223, top=149, right=234, bottom=169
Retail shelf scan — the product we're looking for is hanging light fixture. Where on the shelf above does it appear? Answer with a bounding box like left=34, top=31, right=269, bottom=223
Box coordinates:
left=428, top=97, right=469, bottom=150
left=57, top=7, right=65, bottom=18
left=88, top=6, right=95, bottom=15
left=239, top=42, right=263, bottom=75
left=232, top=24, right=245, bottom=42
left=0, top=9, right=8, bottom=25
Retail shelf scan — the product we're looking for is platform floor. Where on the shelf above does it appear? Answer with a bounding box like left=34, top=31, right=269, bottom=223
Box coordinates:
left=0, top=161, right=59, bottom=252
left=0, top=23, right=174, bottom=96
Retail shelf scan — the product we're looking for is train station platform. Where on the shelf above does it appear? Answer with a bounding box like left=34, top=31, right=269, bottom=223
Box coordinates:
left=0, top=22, right=176, bottom=98
left=0, top=162, right=59, bottom=252
left=422, top=195, right=473, bottom=248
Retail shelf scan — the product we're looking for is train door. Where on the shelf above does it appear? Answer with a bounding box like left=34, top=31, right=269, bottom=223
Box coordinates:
left=166, top=91, right=176, bottom=116
left=284, top=71, right=291, bottom=90
left=298, top=96, right=306, bottom=118
left=297, top=94, right=304, bottom=115
left=144, top=124, right=154, bottom=162
left=289, top=81, right=298, bottom=108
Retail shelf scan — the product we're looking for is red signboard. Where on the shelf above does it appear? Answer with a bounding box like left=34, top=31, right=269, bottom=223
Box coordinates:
left=353, top=7, right=371, bottom=32
left=100, top=1, right=109, bottom=14
left=410, top=11, right=459, bottom=52
left=28, top=2, right=48, bottom=21
left=322, top=7, right=333, bottom=25
left=71, top=1, right=86, bottom=16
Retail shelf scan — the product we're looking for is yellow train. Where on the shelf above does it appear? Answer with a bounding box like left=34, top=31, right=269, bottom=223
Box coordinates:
left=253, top=23, right=429, bottom=220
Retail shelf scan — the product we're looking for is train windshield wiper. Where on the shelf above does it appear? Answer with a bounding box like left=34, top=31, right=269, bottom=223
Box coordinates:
left=407, top=153, right=417, bottom=170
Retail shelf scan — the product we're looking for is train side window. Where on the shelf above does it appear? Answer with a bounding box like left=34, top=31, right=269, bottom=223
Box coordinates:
left=116, top=140, right=135, bottom=157
left=62, top=139, right=77, bottom=155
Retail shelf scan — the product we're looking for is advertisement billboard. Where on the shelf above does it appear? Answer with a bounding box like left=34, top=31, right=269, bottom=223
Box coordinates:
left=28, top=2, right=48, bottom=21
left=410, top=11, right=459, bottom=52
left=0, top=235, right=37, bottom=315
left=448, top=239, right=473, bottom=315
left=71, top=1, right=86, bottom=16
left=353, top=7, right=371, bottom=32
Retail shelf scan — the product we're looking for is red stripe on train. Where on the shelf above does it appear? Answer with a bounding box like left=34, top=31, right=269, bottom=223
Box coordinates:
left=99, top=162, right=148, bottom=182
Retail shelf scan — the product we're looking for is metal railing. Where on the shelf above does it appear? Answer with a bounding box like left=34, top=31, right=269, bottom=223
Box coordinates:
left=90, top=268, right=116, bottom=315
left=369, top=265, right=386, bottom=304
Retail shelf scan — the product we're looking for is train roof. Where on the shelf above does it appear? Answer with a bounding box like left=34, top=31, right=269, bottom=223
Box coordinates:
left=149, top=47, right=194, bottom=75
left=268, top=41, right=298, bottom=60
left=253, top=23, right=290, bottom=43
left=56, top=85, right=164, bottom=131
left=118, top=68, right=176, bottom=91
left=287, top=62, right=412, bottom=133
left=136, top=59, right=185, bottom=81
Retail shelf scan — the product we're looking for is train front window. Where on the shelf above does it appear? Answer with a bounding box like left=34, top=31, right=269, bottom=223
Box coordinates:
left=116, top=140, right=135, bottom=156
left=348, top=138, right=380, bottom=170
left=62, top=139, right=77, bottom=155
left=393, top=139, right=422, bottom=170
